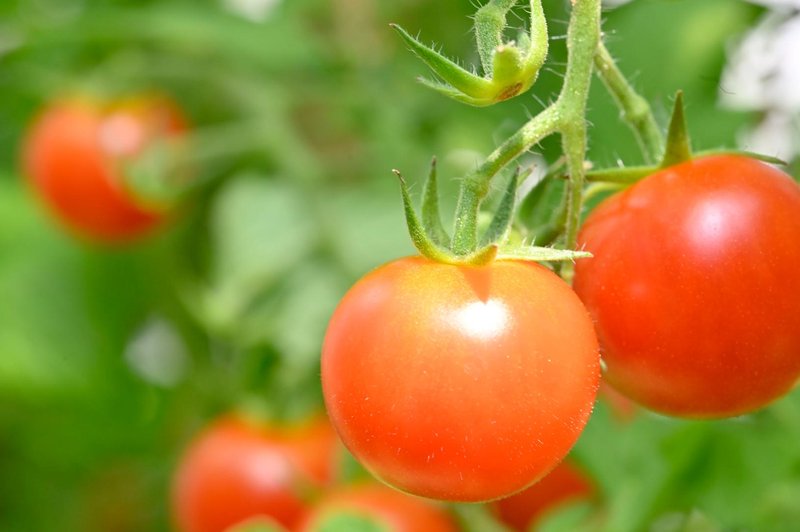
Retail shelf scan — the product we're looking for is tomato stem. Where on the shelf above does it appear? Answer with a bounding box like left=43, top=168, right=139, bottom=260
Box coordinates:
left=451, top=104, right=560, bottom=255
left=451, top=0, right=601, bottom=267
left=593, top=41, right=664, bottom=164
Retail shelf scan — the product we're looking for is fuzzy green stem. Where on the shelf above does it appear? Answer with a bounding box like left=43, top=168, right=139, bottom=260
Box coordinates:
left=451, top=105, right=561, bottom=254
left=557, top=0, right=601, bottom=282
left=594, top=41, right=663, bottom=164
left=474, top=0, right=519, bottom=74
left=451, top=0, right=602, bottom=259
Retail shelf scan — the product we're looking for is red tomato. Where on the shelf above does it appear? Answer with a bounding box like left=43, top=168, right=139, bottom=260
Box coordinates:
left=322, top=256, right=600, bottom=502
left=22, top=96, right=187, bottom=243
left=297, top=484, right=457, bottom=532
left=574, top=155, right=800, bottom=418
left=492, top=460, right=595, bottom=531
left=171, top=414, right=336, bottom=532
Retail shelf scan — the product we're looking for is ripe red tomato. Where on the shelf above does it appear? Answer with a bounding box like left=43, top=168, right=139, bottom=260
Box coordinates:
left=297, top=484, right=457, bottom=532
left=322, top=256, right=600, bottom=502
left=22, top=96, right=187, bottom=243
left=492, top=460, right=595, bottom=531
left=171, top=414, right=337, bottom=532
left=574, top=155, right=800, bottom=418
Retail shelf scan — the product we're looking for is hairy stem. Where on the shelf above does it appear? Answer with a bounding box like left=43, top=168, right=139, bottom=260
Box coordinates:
left=451, top=104, right=561, bottom=254
left=594, top=41, right=663, bottom=164
left=451, top=0, right=602, bottom=266
left=557, top=0, right=601, bottom=281
left=474, top=0, right=519, bottom=74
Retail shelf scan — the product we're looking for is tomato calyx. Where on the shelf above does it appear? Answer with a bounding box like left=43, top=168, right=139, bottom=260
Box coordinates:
left=390, top=0, right=548, bottom=107
left=122, top=135, right=191, bottom=209
left=581, top=91, right=787, bottom=186
left=394, top=159, right=591, bottom=266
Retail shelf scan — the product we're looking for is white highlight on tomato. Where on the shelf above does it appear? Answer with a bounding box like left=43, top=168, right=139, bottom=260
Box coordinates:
left=452, top=300, right=510, bottom=340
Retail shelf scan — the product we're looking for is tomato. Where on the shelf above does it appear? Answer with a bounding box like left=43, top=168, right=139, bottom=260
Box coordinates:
left=574, top=155, right=800, bottom=418
left=492, top=460, right=595, bottom=531
left=321, top=256, right=600, bottom=502
left=297, top=484, right=457, bottom=532
left=171, top=414, right=337, bottom=532
left=22, top=96, right=187, bottom=243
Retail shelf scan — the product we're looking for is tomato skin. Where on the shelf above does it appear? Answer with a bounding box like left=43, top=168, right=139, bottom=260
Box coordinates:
left=492, top=461, right=594, bottom=531
left=22, top=97, right=187, bottom=243
left=171, top=414, right=336, bottom=532
left=574, top=155, right=800, bottom=418
left=298, top=484, right=457, bottom=532
left=322, top=256, right=600, bottom=502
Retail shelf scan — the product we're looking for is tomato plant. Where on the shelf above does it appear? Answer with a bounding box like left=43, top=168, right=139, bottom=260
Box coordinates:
left=574, top=155, right=800, bottom=418
left=171, top=414, right=337, bottom=532
left=492, top=460, right=595, bottom=531
left=298, top=484, right=457, bottom=532
left=22, top=96, right=187, bottom=243
left=321, top=256, right=600, bottom=502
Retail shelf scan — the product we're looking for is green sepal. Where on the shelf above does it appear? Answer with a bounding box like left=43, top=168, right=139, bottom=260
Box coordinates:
left=496, top=245, right=591, bottom=262
left=661, top=91, right=692, bottom=167
left=481, top=167, right=524, bottom=246
left=585, top=165, right=657, bottom=184
left=395, top=170, right=500, bottom=265
left=390, top=24, right=493, bottom=97
left=421, top=157, right=451, bottom=247
left=395, top=169, right=458, bottom=263
left=415, top=78, right=482, bottom=106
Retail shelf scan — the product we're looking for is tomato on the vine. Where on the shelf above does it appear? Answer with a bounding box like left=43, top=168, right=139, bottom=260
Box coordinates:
left=298, top=484, right=457, bottom=532
left=22, top=96, right=187, bottom=243
left=322, top=256, right=600, bottom=502
left=574, top=155, right=800, bottom=418
left=171, top=414, right=336, bottom=532
left=492, top=460, right=595, bottom=531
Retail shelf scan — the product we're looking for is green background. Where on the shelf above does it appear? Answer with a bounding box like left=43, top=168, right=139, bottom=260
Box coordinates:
left=1, top=0, right=798, bottom=530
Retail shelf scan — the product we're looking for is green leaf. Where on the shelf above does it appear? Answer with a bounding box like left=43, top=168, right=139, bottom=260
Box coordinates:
left=421, top=157, right=451, bottom=247
left=204, top=174, right=315, bottom=330
left=660, top=91, right=692, bottom=167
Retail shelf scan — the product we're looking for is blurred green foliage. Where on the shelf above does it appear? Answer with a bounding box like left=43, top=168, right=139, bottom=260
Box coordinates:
left=1, top=0, right=798, bottom=531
